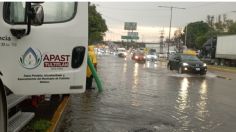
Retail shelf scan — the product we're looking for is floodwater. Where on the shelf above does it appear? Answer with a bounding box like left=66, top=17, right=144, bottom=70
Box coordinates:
left=59, top=55, right=236, bottom=132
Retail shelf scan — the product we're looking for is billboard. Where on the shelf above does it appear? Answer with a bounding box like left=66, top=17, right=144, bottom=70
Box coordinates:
left=124, top=22, right=137, bottom=30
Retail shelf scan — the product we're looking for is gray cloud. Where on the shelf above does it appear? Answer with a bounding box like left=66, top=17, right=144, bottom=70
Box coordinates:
left=94, top=2, right=236, bottom=42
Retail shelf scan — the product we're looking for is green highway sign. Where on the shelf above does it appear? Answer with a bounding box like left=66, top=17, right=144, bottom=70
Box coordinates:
left=121, top=36, right=139, bottom=40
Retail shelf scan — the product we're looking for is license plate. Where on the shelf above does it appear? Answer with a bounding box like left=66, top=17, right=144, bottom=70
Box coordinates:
left=196, top=68, right=200, bottom=71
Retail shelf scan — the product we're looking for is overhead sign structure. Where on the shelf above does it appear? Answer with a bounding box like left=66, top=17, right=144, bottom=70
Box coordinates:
left=124, top=22, right=137, bottom=30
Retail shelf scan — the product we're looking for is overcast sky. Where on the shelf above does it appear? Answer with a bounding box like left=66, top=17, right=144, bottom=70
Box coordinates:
left=94, top=2, right=236, bottom=42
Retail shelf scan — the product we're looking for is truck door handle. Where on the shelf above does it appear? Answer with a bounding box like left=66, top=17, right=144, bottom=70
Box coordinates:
left=71, top=46, right=86, bottom=69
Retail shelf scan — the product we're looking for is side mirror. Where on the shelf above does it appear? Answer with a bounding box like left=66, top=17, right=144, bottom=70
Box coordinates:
left=31, top=5, right=44, bottom=26
left=10, top=3, right=44, bottom=39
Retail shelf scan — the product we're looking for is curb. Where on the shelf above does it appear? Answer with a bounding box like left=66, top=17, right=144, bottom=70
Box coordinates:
left=208, top=65, right=236, bottom=73
left=47, top=95, right=70, bottom=132
left=216, top=75, right=232, bottom=80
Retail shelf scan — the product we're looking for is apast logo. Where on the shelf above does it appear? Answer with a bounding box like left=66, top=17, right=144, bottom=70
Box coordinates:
left=19, top=47, right=42, bottom=69
left=19, top=47, right=71, bottom=69
left=43, top=54, right=70, bottom=67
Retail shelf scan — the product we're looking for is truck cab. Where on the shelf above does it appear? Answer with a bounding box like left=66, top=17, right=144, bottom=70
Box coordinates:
left=0, top=2, right=88, bottom=132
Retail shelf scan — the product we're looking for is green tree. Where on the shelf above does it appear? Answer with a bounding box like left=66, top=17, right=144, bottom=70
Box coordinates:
left=215, top=15, right=224, bottom=32
left=183, top=21, right=210, bottom=49
left=228, top=22, right=236, bottom=34
left=89, top=3, right=108, bottom=44
left=196, top=35, right=208, bottom=49
left=206, top=14, right=234, bottom=34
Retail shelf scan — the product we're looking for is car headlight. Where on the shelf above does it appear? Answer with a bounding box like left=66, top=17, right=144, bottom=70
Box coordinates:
left=203, top=63, right=207, bottom=67
left=135, top=56, right=138, bottom=59
left=182, top=62, right=189, bottom=66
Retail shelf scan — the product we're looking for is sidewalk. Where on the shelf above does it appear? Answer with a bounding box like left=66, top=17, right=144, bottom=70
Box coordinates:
left=208, top=65, right=236, bottom=80
left=208, top=65, right=236, bottom=73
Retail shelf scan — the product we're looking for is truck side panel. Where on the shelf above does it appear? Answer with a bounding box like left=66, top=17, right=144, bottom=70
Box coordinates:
left=216, top=35, right=236, bottom=59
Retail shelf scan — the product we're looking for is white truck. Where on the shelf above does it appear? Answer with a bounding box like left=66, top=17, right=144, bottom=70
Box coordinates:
left=215, top=35, right=236, bottom=66
left=0, top=2, right=88, bottom=132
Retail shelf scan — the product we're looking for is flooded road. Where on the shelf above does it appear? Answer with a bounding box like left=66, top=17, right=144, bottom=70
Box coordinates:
left=59, top=55, right=236, bottom=132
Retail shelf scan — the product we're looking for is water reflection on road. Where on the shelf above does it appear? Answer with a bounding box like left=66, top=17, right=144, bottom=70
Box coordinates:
left=59, top=56, right=236, bottom=132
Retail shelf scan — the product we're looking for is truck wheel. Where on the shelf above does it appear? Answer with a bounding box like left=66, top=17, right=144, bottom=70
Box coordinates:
left=50, top=94, right=62, bottom=103
left=0, top=79, right=7, bottom=132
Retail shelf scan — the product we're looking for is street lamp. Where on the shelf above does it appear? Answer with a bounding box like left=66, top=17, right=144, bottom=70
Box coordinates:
left=158, top=6, right=185, bottom=58
left=185, top=23, right=188, bottom=46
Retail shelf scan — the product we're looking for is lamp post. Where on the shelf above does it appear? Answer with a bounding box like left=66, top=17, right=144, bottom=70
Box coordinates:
left=158, top=6, right=185, bottom=58
left=185, top=24, right=188, bottom=46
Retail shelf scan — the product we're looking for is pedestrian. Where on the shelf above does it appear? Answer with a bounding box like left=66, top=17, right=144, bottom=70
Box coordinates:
left=86, top=45, right=97, bottom=89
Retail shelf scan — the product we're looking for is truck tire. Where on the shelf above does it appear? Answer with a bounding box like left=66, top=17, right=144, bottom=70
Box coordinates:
left=0, top=79, right=7, bottom=132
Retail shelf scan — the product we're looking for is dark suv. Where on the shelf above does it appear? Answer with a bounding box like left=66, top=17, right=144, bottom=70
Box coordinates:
left=167, top=54, right=207, bottom=75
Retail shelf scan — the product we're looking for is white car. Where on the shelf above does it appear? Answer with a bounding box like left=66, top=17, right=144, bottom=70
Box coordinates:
left=117, top=48, right=127, bottom=57
left=146, top=53, right=158, bottom=61
left=169, top=50, right=176, bottom=55
left=158, top=53, right=167, bottom=58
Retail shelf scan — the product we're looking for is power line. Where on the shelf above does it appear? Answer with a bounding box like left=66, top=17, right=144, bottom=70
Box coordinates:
left=97, top=6, right=163, bottom=12
left=97, top=3, right=220, bottom=12
left=185, top=2, right=219, bottom=9
left=158, top=5, right=185, bottom=10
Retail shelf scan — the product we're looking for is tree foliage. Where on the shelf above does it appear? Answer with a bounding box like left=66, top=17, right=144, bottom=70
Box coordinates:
left=195, top=35, right=208, bottom=49
left=183, top=21, right=210, bottom=49
left=181, top=14, right=236, bottom=49
left=89, top=3, right=108, bottom=44
left=228, top=22, right=236, bottom=34
left=205, top=14, right=235, bottom=34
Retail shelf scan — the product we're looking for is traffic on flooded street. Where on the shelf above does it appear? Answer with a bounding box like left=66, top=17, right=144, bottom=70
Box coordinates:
left=59, top=54, right=236, bottom=132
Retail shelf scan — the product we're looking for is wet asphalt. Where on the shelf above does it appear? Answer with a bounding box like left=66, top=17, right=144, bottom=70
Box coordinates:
left=58, top=55, right=236, bottom=132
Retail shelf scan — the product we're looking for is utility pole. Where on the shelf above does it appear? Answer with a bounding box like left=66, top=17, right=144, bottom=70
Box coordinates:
left=158, top=6, right=185, bottom=58
left=185, top=24, right=188, bottom=46
left=160, top=28, right=164, bottom=54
